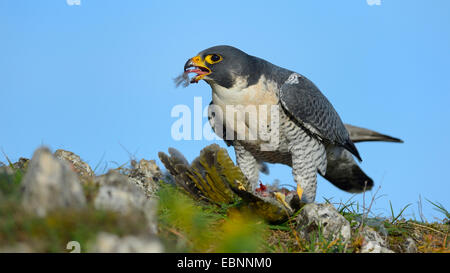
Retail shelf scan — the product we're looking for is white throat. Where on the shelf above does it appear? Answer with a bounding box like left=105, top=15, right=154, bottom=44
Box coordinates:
left=210, top=75, right=279, bottom=107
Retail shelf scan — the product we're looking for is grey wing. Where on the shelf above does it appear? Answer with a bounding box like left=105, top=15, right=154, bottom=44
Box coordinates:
left=279, top=73, right=362, bottom=161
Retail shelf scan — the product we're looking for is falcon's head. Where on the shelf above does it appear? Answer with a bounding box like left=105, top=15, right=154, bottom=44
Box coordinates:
left=184, top=45, right=260, bottom=89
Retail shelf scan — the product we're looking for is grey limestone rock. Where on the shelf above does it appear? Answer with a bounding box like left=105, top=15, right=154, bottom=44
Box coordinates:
left=54, top=149, right=94, bottom=178
left=94, top=170, right=158, bottom=234
left=359, top=226, right=394, bottom=253
left=403, top=237, right=417, bottom=253
left=296, top=203, right=352, bottom=243
left=21, top=147, right=86, bottom=216
left=128, top=159, right=161, bottom=198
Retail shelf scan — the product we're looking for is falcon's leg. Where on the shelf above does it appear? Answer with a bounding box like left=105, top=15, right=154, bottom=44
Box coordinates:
left=234, top=143, right=259, bottom=191
left=283, top=123, right=327, bottom=203
left=291, top=152, right=318, bottom=203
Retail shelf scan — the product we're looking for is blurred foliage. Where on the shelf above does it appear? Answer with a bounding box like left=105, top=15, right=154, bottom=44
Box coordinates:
left=0, top=202, right=148, bottom=252
left=0, top=168, right=23, bottom=200
left=156, top=183, right=269, bottom=252
left=215, top=209, right=268, bottom=252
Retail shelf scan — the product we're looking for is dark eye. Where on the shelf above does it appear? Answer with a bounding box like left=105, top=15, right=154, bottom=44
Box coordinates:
left=205, top=54, right=223, bottom=64
left=211, top=54, right=221, bottom=62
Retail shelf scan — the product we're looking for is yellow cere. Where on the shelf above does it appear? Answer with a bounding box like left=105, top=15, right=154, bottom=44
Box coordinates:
left=192, top=55, right=203, bottom=64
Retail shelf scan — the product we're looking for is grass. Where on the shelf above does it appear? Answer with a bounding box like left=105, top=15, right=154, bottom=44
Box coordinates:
left=0, top=168, right=23, bottom=201
left=427, top=199, right=450, bottom=223
left=389, top=201, right=412, bottom=224
left=0, top=155, right=448, bottom=253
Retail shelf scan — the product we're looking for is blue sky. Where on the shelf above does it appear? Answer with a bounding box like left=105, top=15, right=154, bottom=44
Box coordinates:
left=1, top=0, right=449, bottom=221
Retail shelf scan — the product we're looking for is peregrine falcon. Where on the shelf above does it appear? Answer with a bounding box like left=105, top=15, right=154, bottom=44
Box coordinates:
left=181, top=45, right=400, bottom=203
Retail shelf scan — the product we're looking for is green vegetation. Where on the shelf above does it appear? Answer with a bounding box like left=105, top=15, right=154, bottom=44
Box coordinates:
left=0, top=168, right=23, bottom=200
left=0, top=158, right=448, bottom=253
left=427, top=199, right=450, bottom=224
left=157, top=183, right=268, bottom=252
left=0, top=204, right=148, bottom=252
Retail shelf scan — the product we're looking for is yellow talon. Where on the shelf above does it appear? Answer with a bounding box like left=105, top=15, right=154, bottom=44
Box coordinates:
left=274, top=192, right=292, bottom=210
left=236, top=180, right=246, bottom=191
left=297, top=185, right=303, bottom=201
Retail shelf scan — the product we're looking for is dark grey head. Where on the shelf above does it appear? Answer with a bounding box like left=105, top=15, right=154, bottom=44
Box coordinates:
left=184, top=45, right=265, bottom=89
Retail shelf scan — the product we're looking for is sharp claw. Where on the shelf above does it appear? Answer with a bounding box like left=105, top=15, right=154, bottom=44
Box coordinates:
left=236, top=180, right=246, bottom=191
left=296, top=185, right=303, bottom=201
left=274, top=192, right=292, bottom=211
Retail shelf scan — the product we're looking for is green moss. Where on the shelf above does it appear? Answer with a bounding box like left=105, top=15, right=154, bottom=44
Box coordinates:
left=80, top=179, right=100, bottom=204
left=0, top=202, right=148, bottom=252
left=0, top=168, right=23, bottom=200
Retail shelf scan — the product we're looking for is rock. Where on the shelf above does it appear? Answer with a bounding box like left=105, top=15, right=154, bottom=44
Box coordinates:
left=91, top=232, right=163, bottom=253
left=128, top=159, right=161, bottom=198
left=403, top=237, right=417, bottom=253
left=0, top=157, right=29, bottom=176
left=21, top=147, right=87, bottom=216
left=360, top=226, right=394, bottom=253
left=133, top=159, right=162, bottom=180
left=13, top=158, right=30, bottom=170
left=54, top=149, right=94, bottom=178
left=296, top=203, right=351, bottom=243
left=354, top=215, right=388, bottom=237
left=94, top=170, right=158, bottom=234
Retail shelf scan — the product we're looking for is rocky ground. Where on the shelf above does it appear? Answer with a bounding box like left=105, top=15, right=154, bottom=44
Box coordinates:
left=0, top=146, right=448, bottom=253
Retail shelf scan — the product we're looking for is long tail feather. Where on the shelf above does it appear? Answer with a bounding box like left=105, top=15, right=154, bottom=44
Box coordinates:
left=345, top=124, right=404, bottom=143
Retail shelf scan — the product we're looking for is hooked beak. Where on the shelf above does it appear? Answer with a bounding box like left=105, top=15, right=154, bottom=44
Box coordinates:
left=184, top=55, right=211, bottom=83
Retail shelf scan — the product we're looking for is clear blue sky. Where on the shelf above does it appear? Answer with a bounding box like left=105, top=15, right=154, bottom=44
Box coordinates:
left=1, top=0, right=449, bottom=221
